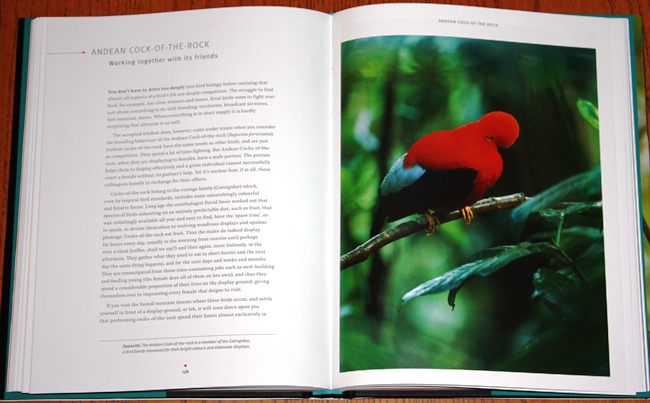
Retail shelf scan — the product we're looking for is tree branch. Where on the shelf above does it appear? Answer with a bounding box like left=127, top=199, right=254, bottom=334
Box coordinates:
left=340, top=192, right=528, bottom=270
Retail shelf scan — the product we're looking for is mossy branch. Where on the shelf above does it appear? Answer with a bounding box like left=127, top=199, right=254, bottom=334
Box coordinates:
left=340, top=192, right=528, bottom=271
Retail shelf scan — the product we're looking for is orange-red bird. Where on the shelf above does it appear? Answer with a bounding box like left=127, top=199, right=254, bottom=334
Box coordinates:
left=370, top=111, right=519, bottom=237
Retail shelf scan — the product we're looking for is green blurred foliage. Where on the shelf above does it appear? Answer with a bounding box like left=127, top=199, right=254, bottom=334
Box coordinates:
left=339, top=35, right=611, bottom=375
left=634, top=16, right=650, bottom=311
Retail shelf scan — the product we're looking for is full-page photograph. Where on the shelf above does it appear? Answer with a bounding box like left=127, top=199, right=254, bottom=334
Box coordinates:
left=339, top=34, right=606, bottom=376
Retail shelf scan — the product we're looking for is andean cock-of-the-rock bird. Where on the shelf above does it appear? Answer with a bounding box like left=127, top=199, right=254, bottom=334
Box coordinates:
left=369, top=111, right=520, bottom=237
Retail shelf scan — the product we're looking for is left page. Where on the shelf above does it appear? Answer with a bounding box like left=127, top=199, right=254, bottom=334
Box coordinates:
left=8, top=7, right=333, bottom=394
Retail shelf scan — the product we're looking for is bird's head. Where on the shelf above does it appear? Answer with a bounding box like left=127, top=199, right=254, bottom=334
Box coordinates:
left=478, top=111, right=519, bottom=149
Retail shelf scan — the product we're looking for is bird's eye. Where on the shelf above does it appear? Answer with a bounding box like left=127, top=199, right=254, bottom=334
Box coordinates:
left=486, top=135, right=493, bottom=141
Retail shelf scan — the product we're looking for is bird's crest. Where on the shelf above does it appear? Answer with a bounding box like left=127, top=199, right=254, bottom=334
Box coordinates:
left=478, top=111, right=519, bottom=149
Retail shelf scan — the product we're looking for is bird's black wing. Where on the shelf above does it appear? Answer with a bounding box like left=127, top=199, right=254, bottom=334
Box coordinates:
left=370, top=167, right=477, bottom=237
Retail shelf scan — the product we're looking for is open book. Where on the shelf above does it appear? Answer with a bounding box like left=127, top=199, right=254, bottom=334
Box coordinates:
left=4, top=3, right=649, bottom=398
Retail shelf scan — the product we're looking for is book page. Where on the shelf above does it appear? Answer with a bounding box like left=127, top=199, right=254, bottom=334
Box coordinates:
left=12, top=7, right=333, bottom=393
left=333, top=4, right=647, bottom=395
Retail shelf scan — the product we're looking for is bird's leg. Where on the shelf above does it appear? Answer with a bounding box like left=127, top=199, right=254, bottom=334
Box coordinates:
left=460, top=206, right=474, bottom=224
left=423, top=211, right=441, bottom=236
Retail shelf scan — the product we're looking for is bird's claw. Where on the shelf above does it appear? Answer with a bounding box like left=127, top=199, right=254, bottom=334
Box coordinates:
left=461, top=206, right=474, bottom=224
left=423, top=211, right=441, bottom=236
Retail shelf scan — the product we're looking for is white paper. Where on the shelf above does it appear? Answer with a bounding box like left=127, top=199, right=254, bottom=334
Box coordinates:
left=12, top=6, right=334, bottom=393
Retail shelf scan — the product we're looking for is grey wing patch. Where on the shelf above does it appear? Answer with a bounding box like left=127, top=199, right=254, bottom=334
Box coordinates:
left=379, top=153, right=426, bottom=197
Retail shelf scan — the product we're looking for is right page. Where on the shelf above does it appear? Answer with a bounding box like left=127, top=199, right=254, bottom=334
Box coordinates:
left=333, top=4, right=647, bottom=395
